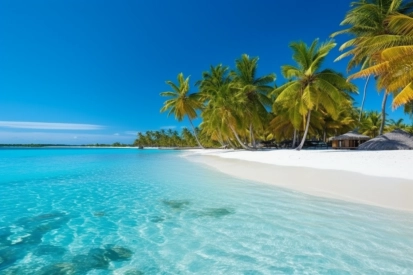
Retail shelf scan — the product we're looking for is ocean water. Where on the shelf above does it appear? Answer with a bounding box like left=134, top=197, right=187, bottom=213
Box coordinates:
left=0, top=148, right=412, bottom=275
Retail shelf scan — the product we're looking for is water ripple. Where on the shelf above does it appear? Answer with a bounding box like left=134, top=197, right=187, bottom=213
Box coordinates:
left=0, top=149, right=412, bottom=274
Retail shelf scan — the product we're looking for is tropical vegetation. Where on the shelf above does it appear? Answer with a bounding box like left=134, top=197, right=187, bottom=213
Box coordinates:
left=332, top=0, right=413, bottom=134
left=133, top=128, right=219, bottom=148
left=151, top=0, right=413, bottom=150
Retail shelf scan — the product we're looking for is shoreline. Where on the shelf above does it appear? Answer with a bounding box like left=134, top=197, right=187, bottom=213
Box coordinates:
left=185, top=149, right=413, bottom=212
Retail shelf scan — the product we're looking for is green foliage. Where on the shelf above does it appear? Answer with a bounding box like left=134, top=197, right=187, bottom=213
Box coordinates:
left=273, top=39, right=357, bottom=150
left=358, top=110, right=382, bottom=137
left=133, top=128, right=219, bottom=148
left=155, top=10, right=413, bottom=149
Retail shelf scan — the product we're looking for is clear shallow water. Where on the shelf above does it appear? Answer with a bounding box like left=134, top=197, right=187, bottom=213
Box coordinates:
left=0, top=149, right=412, bottom=275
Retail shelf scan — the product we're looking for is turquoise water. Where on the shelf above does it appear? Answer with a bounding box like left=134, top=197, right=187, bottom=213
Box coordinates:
left=0, top=149, right=412, bottom=275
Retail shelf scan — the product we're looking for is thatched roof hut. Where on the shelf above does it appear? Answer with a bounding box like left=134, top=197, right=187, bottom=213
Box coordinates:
left=330, top=131, right=370, bottom=149
left=358, top=129, right=413, bottom=150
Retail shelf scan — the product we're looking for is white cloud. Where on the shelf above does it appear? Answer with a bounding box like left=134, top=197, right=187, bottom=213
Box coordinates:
left=160, top=125, right=177, bottom=129
left=114, top=133, right=119, bottom=136
left=0, top=121, right=104, bottom=130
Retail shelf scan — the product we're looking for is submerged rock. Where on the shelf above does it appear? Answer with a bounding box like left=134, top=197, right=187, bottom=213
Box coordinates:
left=162, top=200, right=190, bottom=210
left=93, top=212, right=106, bottom=217
left=72, top=248, right=110, bottom=271
left=124, top=269, right=145, bottom=275
left=71, top=245, right=133, bottom=273
left=197, top=208, right=235, bottom=218
left=15, top=227, right=44, bottom=246
left=13, top=212, right=70, bottom=247
left=103, top=244, right=133, bottom=261
left=0, top=246, right=25, bottom=271
left=149, top=216, right=165, bottom=223
left=34, top=245, right=66, bottom=256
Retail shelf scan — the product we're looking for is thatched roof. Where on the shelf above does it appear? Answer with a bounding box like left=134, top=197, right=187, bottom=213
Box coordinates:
left=331, top=131, right=370, bottom=141
left=358, top=129, right=413, bottom=150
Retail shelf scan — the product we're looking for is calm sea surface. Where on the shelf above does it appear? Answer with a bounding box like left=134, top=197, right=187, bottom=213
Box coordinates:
left=0, top=148, right=412, bottom=274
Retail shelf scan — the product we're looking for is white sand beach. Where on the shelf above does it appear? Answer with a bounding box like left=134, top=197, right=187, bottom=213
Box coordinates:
left=184, top=149, right=413, bottom=212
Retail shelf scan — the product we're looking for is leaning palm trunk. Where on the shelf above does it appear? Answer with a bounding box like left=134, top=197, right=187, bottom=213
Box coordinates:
left=216, top=139, right=224, bottom=147
left=292, top=129, right=297, bottom=148
left=226, top=138, right=236, bottom=149
left=379, top=92, right=388, bottom=135
left=229, top=124, right=254, bottom=150
left=296, top=111, right=312, bottom=151
left=216, top=131, right=225, bottom=147
left=358, top=75, right=370, bottom=122
left=188, top=118, right=205, bottom=149
left=249, top=123, right=256, bottom=148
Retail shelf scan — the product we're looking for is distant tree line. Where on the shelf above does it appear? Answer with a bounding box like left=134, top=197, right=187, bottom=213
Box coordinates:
left=133, top=128, right=220, bottom=148
left=85, top=143, right=131, bottom=147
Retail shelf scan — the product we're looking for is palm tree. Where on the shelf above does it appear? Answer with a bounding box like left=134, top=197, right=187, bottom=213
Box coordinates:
left=349, top=44, right=413, bottom=108
left=270, top=96, right=301, bottom=146
left=203, top=82, right=251, bottom=149
left=275, top=39, right=357, bottom=150
left=345, top=14, right=413, bottom=109
left=160, top=73, right=205, bottom=149
left=197, top=64, right=255, bottom=150
left=231, top=54, right=276, bottom=148
left=359, top=110, right=382, bottom=137
left=387, top=118, right=406, bottom=131
left=198, top=65, right=236, bottom=147
left=181, top=128, right=196, bottom=147
left=332, top=0, right=413, bottom=134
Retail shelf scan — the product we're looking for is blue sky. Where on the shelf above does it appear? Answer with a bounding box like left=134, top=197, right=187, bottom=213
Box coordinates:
left=0, top=0, right=410, bottom=144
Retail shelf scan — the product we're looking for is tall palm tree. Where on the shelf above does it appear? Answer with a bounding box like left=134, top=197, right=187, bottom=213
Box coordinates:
left=160, top=73, right=205, bottom=149
left=349, top=45, right=413, bottom=107
left=275, top=39, right=357, bottom=150
left=347, top=13, right=413, bottom=109
left=197, top=65, right=237, bottom=148
left=231, top=54, right=276, bottom=148
left=197, top=64, right=255, bottom=150
left=332, top=0, right=413, bottom=134
left=208, top=84, right=251, bottom=149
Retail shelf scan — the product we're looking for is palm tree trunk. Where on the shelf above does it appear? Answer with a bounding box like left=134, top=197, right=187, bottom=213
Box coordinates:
left=296, top=110, right=312, bottom=151
left=188, top=118, right=205, bottom=149
left=217, top=131, right=225, bottom=147
left=292, top=129, right=297, bottom=148
left=358, top=75, right=370, bottom=122
left=249, top=123, right=256, bottom=148
left=229, top=124, right=254, bottom=150
left=379, top=92, right=388, bottom=135
left=226, top=138, right=236, bottom=149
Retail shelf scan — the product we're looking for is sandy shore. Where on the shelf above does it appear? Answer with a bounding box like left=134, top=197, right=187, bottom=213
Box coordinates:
left=184, top=149, right=413, bottom=212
